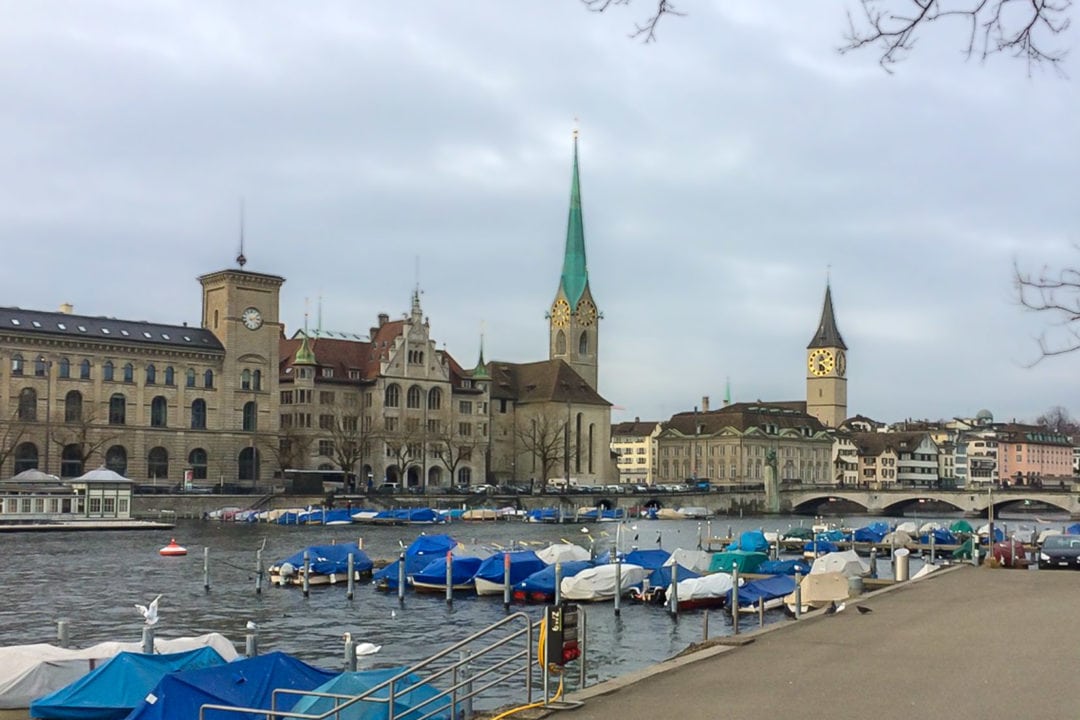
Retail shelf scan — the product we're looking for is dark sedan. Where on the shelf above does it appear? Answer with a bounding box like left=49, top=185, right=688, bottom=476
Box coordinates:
left=1038, top=535, right=1080, bottom=569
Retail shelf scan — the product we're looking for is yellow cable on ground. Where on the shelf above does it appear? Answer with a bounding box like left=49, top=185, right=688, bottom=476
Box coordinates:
left=486, top=620, right=565, bottom=720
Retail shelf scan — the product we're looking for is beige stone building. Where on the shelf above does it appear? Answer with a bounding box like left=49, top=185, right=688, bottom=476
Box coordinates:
left=611, top=419, right=661, bottom=486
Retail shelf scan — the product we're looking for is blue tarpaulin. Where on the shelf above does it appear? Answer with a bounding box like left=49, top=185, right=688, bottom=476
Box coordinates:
left=30, top=647, right=226, bottom=720
left=623, top=549, right=670, bottom=570
left=373, top=535, right=459, bottom=590
left=756, top=559, right=811, bottom=576
left=289, top=667, right=450, bottom=720
left=514, top=560, right=593, bottom=598
left=276, top=545, right=373, bottom=576
left=123, top=652, right=336, bottom=720
left=728, top=575, right=798, bottom=608
left=473, top=551, right=545, bottom=587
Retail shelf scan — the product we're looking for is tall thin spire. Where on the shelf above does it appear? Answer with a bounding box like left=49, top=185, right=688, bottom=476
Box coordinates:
left=473, top=323, right=490, bottom=379
left=559, top=129, right=588, bottom=310
left=295, top=300, right=316, bottom=365
left=236, top=198, right=247, bottom=268
left=807, top=282, right=847, bottom=350
left=724, top=377, right=732, bottom=406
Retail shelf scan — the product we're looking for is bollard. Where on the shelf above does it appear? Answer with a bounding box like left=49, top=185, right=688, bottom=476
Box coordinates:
left=302, top=551, right=311, bottom=598
left=398, top=552, right=406, bottom=603
left=869, top=547, right=878, bottom=579
left=245, top=626, right=258, bottom=657
left=702, top=610, right=709, bottom=641
left=56, top=619, right=70, bottom=648
left=794, top=571, right=802, bottom=619
left=613, top=557, right=622, bottom=616
left=669, top=563, right=679, bottom=617
left=696, top=523, right=703, bottom=551
left=554, top=563, right=563, bottom=606
left=731, top=567, right=740, bottom=635
left=141, top=626, right=155, bottom=654
left=929, top=531, right=936, bottom=564
left=758, top=598, right=765, bottom=628
left=894, top=548, right=911, bottom=582
left=503, top=553, right=512, bottom=610
left=255, top=548, right=263, bottom=595
left=347, top=552, right=355, bottom=600
left=357, top=536, right=364, bottom=550
left=706, top=520, right=713, bottom=551
left=445, top=551, right=453, bottom=605
left=344, top=634, right=357, bottom=671
left=203, top=547, right=210, bottom=593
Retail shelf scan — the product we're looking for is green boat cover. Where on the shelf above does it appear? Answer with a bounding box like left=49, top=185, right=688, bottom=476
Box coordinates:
left=709, top=550, right=769, bottom=574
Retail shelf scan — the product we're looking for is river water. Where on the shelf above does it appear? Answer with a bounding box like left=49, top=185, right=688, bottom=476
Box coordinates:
left=0, top=513, right=957, bottom=700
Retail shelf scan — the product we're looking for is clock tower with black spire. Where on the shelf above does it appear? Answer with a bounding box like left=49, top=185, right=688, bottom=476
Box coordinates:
left=806, top=282, right=847, bottom=428
left=549, top=130, right=600, bottom=390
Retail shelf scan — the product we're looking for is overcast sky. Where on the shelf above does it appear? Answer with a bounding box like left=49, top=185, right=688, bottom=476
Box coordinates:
left=2, top=2, right=1077, bottom=427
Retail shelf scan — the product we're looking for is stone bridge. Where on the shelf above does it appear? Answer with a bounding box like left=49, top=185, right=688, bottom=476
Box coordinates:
left=779, top=486, right=1080, bottom=518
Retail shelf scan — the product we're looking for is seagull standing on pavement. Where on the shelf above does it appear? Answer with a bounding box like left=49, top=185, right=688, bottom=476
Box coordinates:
left=135, top=594, right=163, bottom=626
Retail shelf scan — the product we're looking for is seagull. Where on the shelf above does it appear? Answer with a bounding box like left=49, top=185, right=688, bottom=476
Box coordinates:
left=246, top=621, right=258, bottom=631
left=391, top=609, right=397, bottom=619
left=856, top=606, right=873, bottom=615
left=135, top=594, right=163, bottom=626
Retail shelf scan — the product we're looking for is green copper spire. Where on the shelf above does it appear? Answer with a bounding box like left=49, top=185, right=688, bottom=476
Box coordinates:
left=472, top=331, right=490, bottom=380
left=559, top=131, right=588, bottom=310
left=294, top=332, right=316, bottom=365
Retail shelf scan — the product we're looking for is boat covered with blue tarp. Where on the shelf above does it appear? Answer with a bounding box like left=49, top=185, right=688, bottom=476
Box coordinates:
left=728, top=575, right=798, bottom=608
left=30, top=647, right=227, bottom=720
left=270, top=544, right=373, bottom=586
left=729, top=530, right=769, bottom=553
left=513, top=560, right=593, bottom=602
left=289, top=667, right=451, bottom=720
left=623, top=548, right=670, bottom=570
left=756, top=559, right=811, bottom=576
left=647, top=563, right=699, bottom=589
left=920, top=528, right=957, bottom=546
left=373, top=534, right=459, bottom=590
left=123, top=651, right=335, bottom=720
left=472, top=551, right=546, bottom=595
left=410, top=556, right=484, bottom=592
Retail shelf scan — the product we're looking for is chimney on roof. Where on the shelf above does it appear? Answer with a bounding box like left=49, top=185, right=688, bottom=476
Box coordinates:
left=635, top=416, right=640, bottom=422
left=702, top=396, right=710, bottom=413
left=378, top=313, right=389, bottom=327
left=59, top=303, right=73, bottom=314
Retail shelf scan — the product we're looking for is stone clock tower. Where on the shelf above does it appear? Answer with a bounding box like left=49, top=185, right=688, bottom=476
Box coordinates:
left=549, top=131, right=600, bottom=391
left=199, top=267, right=284, bottom=438
left=806, top=283, right=847, bottom=428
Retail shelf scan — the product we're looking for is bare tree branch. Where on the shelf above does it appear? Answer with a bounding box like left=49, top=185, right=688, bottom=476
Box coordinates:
left=0, top=410, right=29, bottom=475
left=513, top=409, right=577, bottom=491
left=1014, top=251, right=1080, bottom=362
left=842, top=0, right=1072, bottom=73
left=581, top=0, right=686, bottom=42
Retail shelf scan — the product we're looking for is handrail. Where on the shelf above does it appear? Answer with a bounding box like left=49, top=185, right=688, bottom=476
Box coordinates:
left=199, top=612, right=538, bottom=720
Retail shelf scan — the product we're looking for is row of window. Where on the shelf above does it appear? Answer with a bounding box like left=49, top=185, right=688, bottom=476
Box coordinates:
left=14, top=388, right=257, bottom=430
left=11, top=442, right=260, bottom=480
left=8, top=356, right=266, bottom=392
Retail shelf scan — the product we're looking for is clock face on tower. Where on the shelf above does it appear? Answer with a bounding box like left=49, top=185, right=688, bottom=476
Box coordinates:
left=577, top=299, right=597, bottom=326
left=241, top=307, right=263, bottom=331
left=551, top=298, right=570, bottom=329
left=808, top=348, right=835, bottom=377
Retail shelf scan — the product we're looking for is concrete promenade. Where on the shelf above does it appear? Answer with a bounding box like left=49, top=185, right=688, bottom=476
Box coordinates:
left=561, top=566, right=1077, bottom=719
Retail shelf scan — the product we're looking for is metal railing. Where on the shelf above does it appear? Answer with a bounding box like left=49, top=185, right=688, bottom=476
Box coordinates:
left=199, top=612, right=539, bottom=720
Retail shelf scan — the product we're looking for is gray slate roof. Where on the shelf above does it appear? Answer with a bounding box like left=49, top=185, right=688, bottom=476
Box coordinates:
left=0, top=307, right=223, bottom=352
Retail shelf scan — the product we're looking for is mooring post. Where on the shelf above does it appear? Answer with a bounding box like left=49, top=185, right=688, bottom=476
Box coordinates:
left=702, top=610, right=709, bottom=641
left=696, top=523, right=702, bottom=551
left=302, top=550, right=311, bottom=598
left=758, top=598, right=765, bottom=627
left=554, top=562, right=563, bottom=606
left=727, top=525, right=733, bottom=544
left=141, top=626, right=155, bottom=654
left=929, top=531, right=936, bottom=564
left=794, top=571, right=802, bottom=619
left=503, top=553, right=511, bottom=611
left=445, top=550, right=453, bottom=605
left=56, top=619, right=70, bottom=648
left=347, top=552, right=355, bottom=600
left=203, top=547, right=210, bottom=593
left=869, top=547, right=878, bottom=579
left=255, top=548, right=263, bottom=595
left=344, top=634, right=357, bottom=672
left=669, top=562, right=679, bottom=617
left=245, top=624, right=258, bottom=657
left=706, top=520, right=712, bottom=551
left=613, top=556, right=622, bottom=616
left=397, top=552, right=406, bottom=603
left=731, top=567, right=740, bottom=635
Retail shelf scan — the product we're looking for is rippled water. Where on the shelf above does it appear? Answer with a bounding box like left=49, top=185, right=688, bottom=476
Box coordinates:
left=0, top=513, right=920, bottom=698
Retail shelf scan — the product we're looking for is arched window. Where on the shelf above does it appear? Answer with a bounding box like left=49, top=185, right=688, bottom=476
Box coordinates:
left=146, top=364, right=156, bottom=385
left=123, top=363, right=134, bottom=383
left=105, top=445, right=127, bottom=476
left=147, top=447, right=169, bottom=479
left=11, top=354, right=24, bottom=376
left=18, top=388, right=37, bottom=421
left=253, top=370, right=262, bottom=391
left=555, top=331, right=566, bottom=355
left=61, top=444, right=83, bottom=478
left=109, top=394, right=126, bottom=425
left=241, top=369, right=251, bottom=390
left=14, top=442, right=38, bottom=473
left=188, top=448, right=208, bottom=480
left=578, top=331, right=588, bottom=355
left=385, top=384, right=400, bottom=408
left=457, top=467, right=472, bottom=486
left=238, top=447, right=259, bottom=481
left=204, top=369, right=214, bottom=389
left=151, top=396, right=168, bottom=427
left=407, top=385, right=422, bottom=409
left=574, top=413, right=582, bottom=474
left=185, top=368, right=196, bottom=388
left=164, top=366, right=174, bottom=386
left=427, top=387, right=442, bottom=410
left=58, top=357, right=71, bottom=379
left=64, top=390, right=82, bottom=423
left=588, top=422, right=594, bottom=474
left=79, top=359, right=91, bottom=380
left=103, top=361, right=114, bottom=382
left=243, top=401, right=257, bottom=432
left=34, top=357, right=47, bottom=377
left=191, top=399, right=207, bottom=430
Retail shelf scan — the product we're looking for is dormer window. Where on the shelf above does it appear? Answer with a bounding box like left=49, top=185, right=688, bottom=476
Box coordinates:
left=322, top=368, right=334, bottom=378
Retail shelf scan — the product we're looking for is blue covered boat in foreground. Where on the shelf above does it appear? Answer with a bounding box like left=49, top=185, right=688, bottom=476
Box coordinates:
left=410, top=555, right=484, bottom=592
left=729, top=575, right=798, bottom=611
left=374, top=534, right=459, bottom=591
left=289, top=666, right=451, bottom=720
left=513, top=560, right=593, bottom=602
left=269, top=543, right=374, bottom=587
left=472, top=550, right=546, bottom=595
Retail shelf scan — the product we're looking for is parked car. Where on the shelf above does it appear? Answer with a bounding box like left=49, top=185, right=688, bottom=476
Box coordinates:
left=1038, top=535, right=1080, bottom=569
left=471, top=484, right=497, bottom=494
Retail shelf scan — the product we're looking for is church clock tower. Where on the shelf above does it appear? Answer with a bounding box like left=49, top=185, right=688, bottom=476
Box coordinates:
left=806, top=283, right=847, bottom=428
left=549, top=131, right=600, bottom=390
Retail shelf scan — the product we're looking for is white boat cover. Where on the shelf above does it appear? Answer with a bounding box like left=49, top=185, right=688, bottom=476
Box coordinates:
left=785, top=571, right=849, bottom=607
left=881, top=530, right=913, bottom=546
left=677, top=507, right=709, bottom=519
left=810, top=550, right=869, bottom=578
left=0, top=633, right=237, bottom=709
left=911, top=563, right=939, bottom=580
left=664, top=549, right=713, bottom=574
left=668, top=571, right=733, bottom=602
left=535, top=543, right=591, bottom=565
left=918, top=522, right=943, bottom=534
left=560, top=564, right=647, bottom=601
left=895, top=521, right=918, bottom=534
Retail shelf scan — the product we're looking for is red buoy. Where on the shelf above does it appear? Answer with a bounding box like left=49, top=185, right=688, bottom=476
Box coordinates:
left=159, top=539, right=188, bottom=557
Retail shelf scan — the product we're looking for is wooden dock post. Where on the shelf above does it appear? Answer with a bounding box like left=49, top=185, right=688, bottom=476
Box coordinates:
left=445, top=550, right=453, bottom=605
left=255, top=548, right=263, bottom=595
left=302, top=550, right=311, bottom=597
left=731, top=567, right=740, bottom=636
left=203, top=547, right=210, bottom=593
left=347, top=552, right=355, bottom=600
left=397, top=552, right=406, bottom=603
left=613, top=556, right=622, bottom=616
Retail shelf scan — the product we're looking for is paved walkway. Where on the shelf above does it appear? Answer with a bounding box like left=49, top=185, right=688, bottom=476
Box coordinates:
left=558, top=565, right=1077, bottom=719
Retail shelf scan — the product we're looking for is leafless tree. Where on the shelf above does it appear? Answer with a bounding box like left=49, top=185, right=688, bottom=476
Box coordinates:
left=260, top=425, right=313, bottom=477
left=429, top=425, right=482, bottom=486
left=50, top=406, right=117, bottom=472
left=1034, top=405, right=1080, bottom=435
left=842, top=0, right=1072, bottom=73
left=384, top=422, right=431, bottom=486
left=1015, top=255, right=1080, bottom=360
left=326, top=403, right=373, bottom=483
left=0, top=410, right=29, bottom=476
left=513, top=409, right=578, bottom=491
left=581, top=0, right=685, bottom=42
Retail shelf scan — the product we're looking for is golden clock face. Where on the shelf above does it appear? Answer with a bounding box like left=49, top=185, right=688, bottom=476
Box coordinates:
left=836, top=350, right=846, bottom=378
left=577, top=299, right=597, bottom=327
left=551, top=299, right=570, bottom=328
left=808, top=349, right=835, bottom=377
